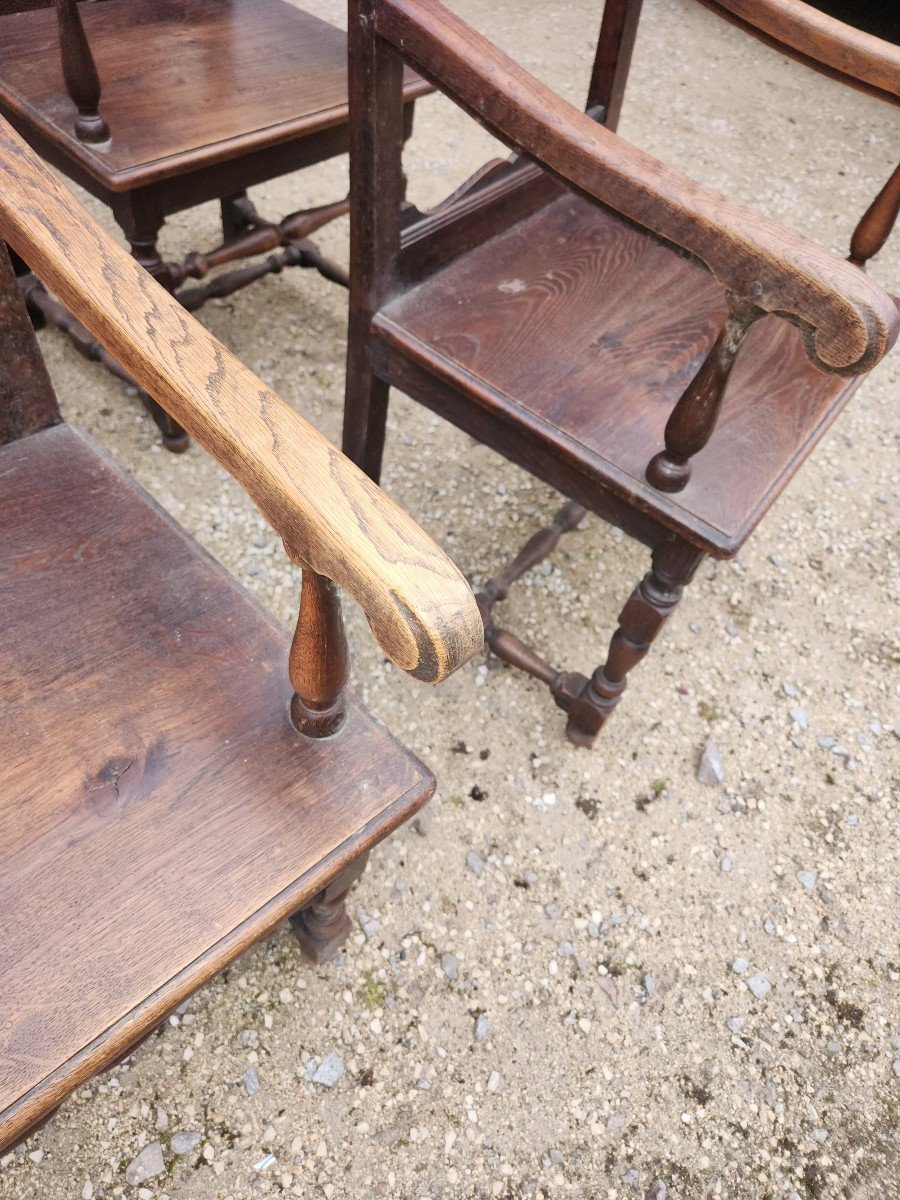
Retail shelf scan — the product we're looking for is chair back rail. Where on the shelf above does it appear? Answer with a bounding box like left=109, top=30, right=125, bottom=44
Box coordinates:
left=0, top=114, right=484, bottom=685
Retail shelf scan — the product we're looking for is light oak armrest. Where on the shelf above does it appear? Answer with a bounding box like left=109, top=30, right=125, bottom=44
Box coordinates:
left=373, top=0, right=899, bottom=376
left=0, top=117, right=483, bottom=684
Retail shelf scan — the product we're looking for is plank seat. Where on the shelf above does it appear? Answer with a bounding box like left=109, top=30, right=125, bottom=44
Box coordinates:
left=377, top=192, right=861, bottom=555
left=0, top=422, right=432, bottom=1149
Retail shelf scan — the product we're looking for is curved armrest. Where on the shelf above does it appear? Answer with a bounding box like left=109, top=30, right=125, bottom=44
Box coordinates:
left=0, top=117, right=483, bottom=683
left=697, top=0, right=900, bottom=102
left=373, top=0, right=898, bottom=376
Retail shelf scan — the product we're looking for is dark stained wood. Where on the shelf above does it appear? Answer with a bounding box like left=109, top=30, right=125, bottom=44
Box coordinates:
left=291, top=854, right=370, bottom=963
left=0, top=0, right=430, bottom=448
left=376, top=196, right=863, bottom=553
left=373, top=0, right=897, bottom=376
left=850, top=161, right=900, bottom=268
left=0, top=0, right=430, bottom=191
left=0, top=422, right=434, bottom=1153
left=53, top=0, right=108, bottom=143
left=343, top=0, right=898, bottom=746
left=0, top=240, right=59, bottom=444
left=288, top=565, right=351, bottom=739
left=586, top=0, right=644, bottom=128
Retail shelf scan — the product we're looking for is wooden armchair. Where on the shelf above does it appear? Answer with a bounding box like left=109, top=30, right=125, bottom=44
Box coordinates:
left=342, top=0, right=899, bottom=748
left=0, top=116, right=481, bottom=1155
left=0, top=0, right=430, bottom=450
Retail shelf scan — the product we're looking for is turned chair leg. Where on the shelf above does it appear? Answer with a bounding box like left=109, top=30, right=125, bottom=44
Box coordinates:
left=291, top=853, right=369, bottom=963
left=562, top=536, right=704, bottom=747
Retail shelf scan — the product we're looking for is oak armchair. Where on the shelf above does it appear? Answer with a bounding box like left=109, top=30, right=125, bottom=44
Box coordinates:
left=342, top=0, right=899, bottom=747
left=0, top=115, right=481, bottom=1154
left=0, top=0, right=431, bottom=449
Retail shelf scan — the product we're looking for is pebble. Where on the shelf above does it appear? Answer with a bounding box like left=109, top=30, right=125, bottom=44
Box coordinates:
left=442, top=953, right=460, bottom=980
left=811, top=1128, right=828, bottom=1143
left=816, top=736, right=836, bottom=750
left=789, top=706, right=809, bottom=730
left=244, top=1066, right=260, bottom=1097
left=466, top=852, right=485, bottom=876
left=720, top=856, right=732, bottom=873
left=544, top=902, right=561, bottom=920
left=238, top=1028, right=259, bottom=1049
left=892, top=1060, right=900, bottom=1078
left=782, top=682, right=798, bottom=697
left=746, top=973, right=771, bottom=1000
left=731, top=956, right=749, bottom=975
left=797, top=870, right=817, bottom=890
left=171, top=1131, right=203, bottom=1155
left=124, top=1143, right=166, bottom=1186
left=644, top=973, right=656, bottom=996
left=474, top=1014, right=491, bottom=1042
left=357, top=909, right=380, bottom=939
left=727, top=1017, right=743, bottom=1033
left=487, top=1071, right=501, bottom=1093
left=154, top=1106, right=169, bottom=1132
left=557, top=941, right=575, bottom=957
left=312, top=1052, right=345, bottom=1088
left=697, top=740, right=725, bottom=786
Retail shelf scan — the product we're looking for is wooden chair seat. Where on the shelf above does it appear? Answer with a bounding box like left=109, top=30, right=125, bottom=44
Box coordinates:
left=0, top=422, right=432, bottom=1143
left=377, top=191, right=861, bottom=555
left=0, top=0, right=429, bottom=191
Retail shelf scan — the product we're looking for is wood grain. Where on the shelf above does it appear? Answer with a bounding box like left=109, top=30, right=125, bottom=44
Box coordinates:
left=372, top=0, right=898, bottom=376
left=377, top=195, right=861, bottom=553
left=0, top=115, right=483, bottom=683
left=0, top=423, right=432, bottom=1151
left=0, top=0, right=431, bottom=190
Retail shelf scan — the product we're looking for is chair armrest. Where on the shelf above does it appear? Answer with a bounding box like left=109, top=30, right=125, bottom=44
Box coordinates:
left=372, top=0, right=898, bottom=376
left=0, top=117, right=483, bottom=684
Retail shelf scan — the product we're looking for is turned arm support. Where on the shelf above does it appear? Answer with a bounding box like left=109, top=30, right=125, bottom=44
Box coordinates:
left=54, top=0, right=109, bottom=143
left=0, top=116, right=482, bottom=683
left=371, top=0, right=898, bottom=377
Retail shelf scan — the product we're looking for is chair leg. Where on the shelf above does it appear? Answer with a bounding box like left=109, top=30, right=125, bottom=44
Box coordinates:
left=123, top=215, right=190, bottom=453
left=290, top=853, right=369, bottom=964
left=561, top=536, right=704, bottom=747
left=342, top=360, right=390, bottom=483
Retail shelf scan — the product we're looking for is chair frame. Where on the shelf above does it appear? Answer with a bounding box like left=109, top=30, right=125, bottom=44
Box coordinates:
left=0, top=0, right=427, bottom=449
left=342, top=0, right=898, bottom=747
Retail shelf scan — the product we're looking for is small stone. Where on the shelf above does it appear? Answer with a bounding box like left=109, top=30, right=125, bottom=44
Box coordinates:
left=782, top=682, right=798, bottom=697
left=312, top=1052, right=344, bottom=1088
left=746, top=973, right=771, bottom=1000
left=598, top=975, right=619, bottom=1008
left=811, top=1128, right=828, bottom=1143
left=797, top=870, right=817, bottom=891
left=82, top=1183, right=94, bottom=1200
left=557, top=941, right=575, bottom=957
left=522, top=869, right=538, bottom=886
left=731, top=956, right=749, bottom=975
left=789, top=707, right=809, bottom=730
left=441, top=953, right=459, bottom=981
left=124, top=1143, right=166, bottom=1186
left=644, top=973, right=656, bottom=996
left=238, top=1029, right=259, bottom=1049
left=816, top=736, right=836, bottom=750
left=466, top=852, right=484, bottom=876
left=357, top=908, right=380, bottom=939
left=727, top=1017, right=743, bottom=1033
left=720, top=856, right=733, bottom=873
left=763, top=918, right=775, bottom=935
left=645, top=1182, right=667, bottom=1200
left=154, top=1106, right=169, bottom=1132
left=587, top=922, right=600, bottom=938
left=544, top=902, right=561, bottom=920
left=28, top=1149, right=44, bottom=1164
left=697, top=740, right=725, bottom=786
left=892, top=1059, right=900, bottom=1078
left=474, top=1014, right=490, bottom=1042
left=244, top=1066, right=260, bottom=1097
left=487, top=1070, right=501, bottom=1093
left=171, top=1131, right=203, bottom=1155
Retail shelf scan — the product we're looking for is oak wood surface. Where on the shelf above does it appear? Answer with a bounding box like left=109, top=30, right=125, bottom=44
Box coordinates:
left=0, top=115, right=483, bottom=684
left=0, top=0, right=431, bottom=190
left=377, top=195, right=860, bottom=553
left=372, top=0, right=898, bottom=376
left=0, top=422, right=432, bottom=1152
left=696, top=0, right=900, bottom=103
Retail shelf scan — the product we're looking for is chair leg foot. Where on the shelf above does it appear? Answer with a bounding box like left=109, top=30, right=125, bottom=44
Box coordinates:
left=140, top=394, right=190, bottom=453
left=290, top=853, right=369, bottom=964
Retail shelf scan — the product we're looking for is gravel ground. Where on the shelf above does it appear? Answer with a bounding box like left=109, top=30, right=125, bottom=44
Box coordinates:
left=2, top=2, right=898, bottom=1198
